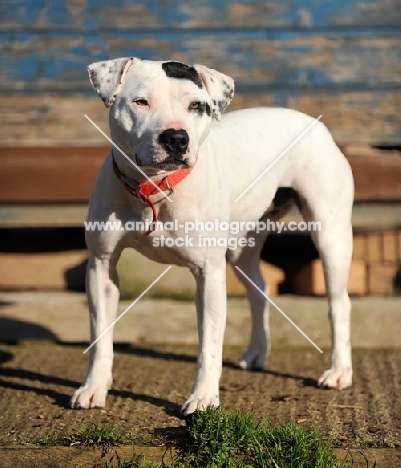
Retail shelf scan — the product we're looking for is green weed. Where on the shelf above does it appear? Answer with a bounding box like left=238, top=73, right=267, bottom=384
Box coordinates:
left=101, top=406, right=352, bottom=468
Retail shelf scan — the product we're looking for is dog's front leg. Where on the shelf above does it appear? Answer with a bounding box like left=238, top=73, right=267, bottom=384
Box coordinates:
left=71, top=255, right=119, bottom=409
left=182, top=258, right=227, bottom=416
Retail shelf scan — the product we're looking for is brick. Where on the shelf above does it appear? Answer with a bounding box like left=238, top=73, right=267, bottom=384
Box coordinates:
left=367, top=263, right=398, bottom=295
left=260, top=261, right=285, bottom=296
left=366, top=234, right=382, bottom=262
left=293, top=259, right=367, bottom=296
left=382, top=232, right=398, bottom=262
left=353, top=234, right=366, bottom=260
left=398, top=231, right=401, bottom=261
left=226, top=261, right=284, bottom=297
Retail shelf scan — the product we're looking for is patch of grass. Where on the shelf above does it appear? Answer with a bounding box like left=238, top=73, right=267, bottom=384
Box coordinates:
left=38, top=421, right=127, bottom=451
left=101, top=407, right=352, bottom=468
left=68, top=421, right=127, bottom=447
left=174, top=407, right=351, bottom=467
left=36, top=431, right=63, bottom=446
left=102, top=450, right=160, bottom=468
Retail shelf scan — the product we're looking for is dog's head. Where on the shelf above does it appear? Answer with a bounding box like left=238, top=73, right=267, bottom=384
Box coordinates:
left=88, top=58, right=234, bottom=172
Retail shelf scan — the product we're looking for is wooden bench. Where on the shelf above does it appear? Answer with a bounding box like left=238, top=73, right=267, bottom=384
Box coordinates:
left=1, top=144, right=400, bottom=295
left=1, top=0, right=401, bottom=295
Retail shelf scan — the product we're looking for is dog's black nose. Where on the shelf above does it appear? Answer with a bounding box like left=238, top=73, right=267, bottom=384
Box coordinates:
left=158, top=129, right=189, bottom=157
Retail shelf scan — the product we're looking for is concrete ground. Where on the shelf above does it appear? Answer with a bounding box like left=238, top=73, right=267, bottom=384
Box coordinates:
left=0, top=292, right=400, bottom=467
left=0, top=291, right=400, bottom=347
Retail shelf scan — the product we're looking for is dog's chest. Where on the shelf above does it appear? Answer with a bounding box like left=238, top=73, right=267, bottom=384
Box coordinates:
left=125, top=229, right=193, bottom=266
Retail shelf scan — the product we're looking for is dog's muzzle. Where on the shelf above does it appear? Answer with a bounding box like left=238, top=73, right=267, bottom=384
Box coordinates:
left=158, top=128, right=189, bottom=159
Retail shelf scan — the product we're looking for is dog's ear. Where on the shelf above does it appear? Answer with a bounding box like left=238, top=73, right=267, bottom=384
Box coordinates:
left=87, top=57, right=140, bottom=107
left=193, top=65, right=234, bottom=121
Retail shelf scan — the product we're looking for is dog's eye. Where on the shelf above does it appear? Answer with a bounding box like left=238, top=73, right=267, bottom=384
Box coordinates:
left=134, top=99, right=148, bottom=106
left=189, top=101, right=201, bottom=109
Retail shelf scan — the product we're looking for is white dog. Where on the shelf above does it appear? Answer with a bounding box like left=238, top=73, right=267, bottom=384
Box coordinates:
left=71, top=58, right=354, bottom=416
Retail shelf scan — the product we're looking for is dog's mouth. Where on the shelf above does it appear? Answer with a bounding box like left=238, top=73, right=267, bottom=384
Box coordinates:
left=157, top=156, right=190, bottom=170
left=135, top=154, right=190, bottom=170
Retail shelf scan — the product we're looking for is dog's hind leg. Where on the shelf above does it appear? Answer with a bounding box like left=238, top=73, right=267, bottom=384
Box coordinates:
left=300, top=197, right=353, bottom=390
left=71, top=253, right=120, bottom=408
left=228, top=231, right=270, bottom=370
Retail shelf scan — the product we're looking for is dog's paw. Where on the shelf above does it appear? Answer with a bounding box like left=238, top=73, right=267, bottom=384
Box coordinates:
left=235, top=347, right=267, bottom=371
left=181, top=394, right=220, bottom=417
left=318, top=367, right=352, bottom=390
left=70, top=379, right=112, bottom=409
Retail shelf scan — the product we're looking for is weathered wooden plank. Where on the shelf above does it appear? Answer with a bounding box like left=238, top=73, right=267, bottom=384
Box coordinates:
left=1, top=31, right=400, bottom=90
left=0, top=96, right=109, bottom=147
left=277, top=90, right=401, bottom=146
left=1, top=90, right=399, bottom=147
left=1, top=0, right=400, bottom=30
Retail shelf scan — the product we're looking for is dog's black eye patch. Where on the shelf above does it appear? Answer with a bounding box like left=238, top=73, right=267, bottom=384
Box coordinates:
left=189, top=102, right=211, bottom=117
left=162, top=61, right=203, bottom=89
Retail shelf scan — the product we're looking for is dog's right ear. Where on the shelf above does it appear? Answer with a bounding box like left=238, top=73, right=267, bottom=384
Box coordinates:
left=87, top=57, right=140, bottom=107
left=193, top=65, right=234, bottom=121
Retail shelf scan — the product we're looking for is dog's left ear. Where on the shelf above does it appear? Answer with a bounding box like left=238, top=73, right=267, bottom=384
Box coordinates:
left=87, top=57, right=140, bottom=107
left=194, top=65, right=234, bottom=121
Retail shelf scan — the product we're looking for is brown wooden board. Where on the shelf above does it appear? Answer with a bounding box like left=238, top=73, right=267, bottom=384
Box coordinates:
left=0, top=147, right=107, bottom=202
left=0, top=144, right=401, bottom=203
left=342, top=145, right=401, bottom=202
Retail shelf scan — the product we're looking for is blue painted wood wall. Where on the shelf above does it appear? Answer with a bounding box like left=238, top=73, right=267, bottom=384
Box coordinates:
left=0, top=0, right=400, bottom=146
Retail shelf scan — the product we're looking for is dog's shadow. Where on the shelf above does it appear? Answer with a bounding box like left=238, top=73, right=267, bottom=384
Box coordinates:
left=222, top=361, right=317, bottom=387
left=0, top=343, right=316, bottom=414
left=0, top=364, right=183, bottom=415
left=117, top=345, right=318, bottom=388
left=109, top=388, right=182, bottom=416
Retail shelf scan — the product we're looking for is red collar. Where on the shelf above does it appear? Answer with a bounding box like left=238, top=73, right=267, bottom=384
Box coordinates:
left=112, top=153, right=192, bottom=234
